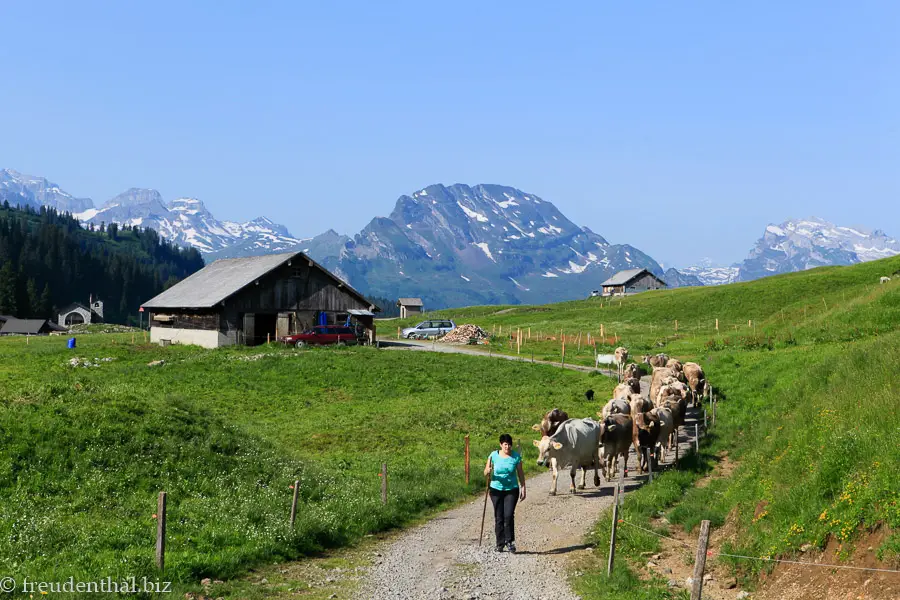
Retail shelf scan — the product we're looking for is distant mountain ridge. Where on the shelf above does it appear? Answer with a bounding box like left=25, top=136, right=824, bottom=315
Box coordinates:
left=736, top=217, right=900, bottom=281
left=6, top=167, right=898, bottom=307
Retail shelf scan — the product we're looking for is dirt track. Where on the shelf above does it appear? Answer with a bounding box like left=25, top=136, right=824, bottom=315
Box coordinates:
left=353, top=370, right=702, bottom=599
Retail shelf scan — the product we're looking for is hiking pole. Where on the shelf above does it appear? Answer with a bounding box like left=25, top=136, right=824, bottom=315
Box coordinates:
left=479, top=460, right=492, bottom=547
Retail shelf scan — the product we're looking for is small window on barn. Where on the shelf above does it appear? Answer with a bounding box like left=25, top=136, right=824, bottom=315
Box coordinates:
left=291, top=267, right=304, bottom=278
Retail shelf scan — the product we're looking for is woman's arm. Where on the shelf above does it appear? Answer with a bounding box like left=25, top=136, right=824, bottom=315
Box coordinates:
left=516, top=461, right=526, bottom=501
left=484, top=455, right=493, bottom=477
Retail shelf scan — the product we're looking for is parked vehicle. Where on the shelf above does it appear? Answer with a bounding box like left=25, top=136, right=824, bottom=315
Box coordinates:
left=282, top=326, right=359, bottom=347
left=401, top=319, right=456, bottom=339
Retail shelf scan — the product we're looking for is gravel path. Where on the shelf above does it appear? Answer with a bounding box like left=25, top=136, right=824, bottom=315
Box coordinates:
left=354, top=374, right=703, bottom=600
left=379, top=339, right=607, bottom=375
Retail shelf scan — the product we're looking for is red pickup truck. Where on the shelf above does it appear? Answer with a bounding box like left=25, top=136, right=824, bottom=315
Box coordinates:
left=281, top=326, right=359, bottom=348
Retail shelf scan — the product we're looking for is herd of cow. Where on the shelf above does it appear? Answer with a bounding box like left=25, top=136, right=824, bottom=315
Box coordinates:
left=531, top=349, right=710, bottom=496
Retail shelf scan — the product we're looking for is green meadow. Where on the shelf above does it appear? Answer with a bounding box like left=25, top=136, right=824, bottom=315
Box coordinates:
left=2, top=254, right=898, bottom=598
left=401, top=255, right=900, bottom=597
left=0, top=333, right=606, bottom=594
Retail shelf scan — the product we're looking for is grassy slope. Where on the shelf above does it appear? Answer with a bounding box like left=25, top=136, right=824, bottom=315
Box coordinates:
left=3, top=255, right=898, bottom=596
left=395, top=256, right=900, bottom=596
left=0, top=335, right=610, bottom=589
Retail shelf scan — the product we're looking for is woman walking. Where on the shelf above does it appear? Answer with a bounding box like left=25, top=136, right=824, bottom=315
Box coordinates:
left=484, top=433, right=526, bottom=552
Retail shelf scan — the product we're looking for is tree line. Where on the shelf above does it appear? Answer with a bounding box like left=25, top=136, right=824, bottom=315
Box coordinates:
left=0, top=202, right=204, bottom=325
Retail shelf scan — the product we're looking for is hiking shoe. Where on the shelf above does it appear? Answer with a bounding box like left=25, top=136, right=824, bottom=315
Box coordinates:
left=495, top=544, right=505, bottom=553
left=506, top=542, right=517, bottom=554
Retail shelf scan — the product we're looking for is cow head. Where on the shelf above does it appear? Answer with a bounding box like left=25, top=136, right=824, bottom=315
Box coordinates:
left=533, top=437, right=563, bottom=467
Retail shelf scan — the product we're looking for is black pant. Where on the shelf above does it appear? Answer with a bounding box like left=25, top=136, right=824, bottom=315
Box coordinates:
left=489, top=487, right=519, bottom=546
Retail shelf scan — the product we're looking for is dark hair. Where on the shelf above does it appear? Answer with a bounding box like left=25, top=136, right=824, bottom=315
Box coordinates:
left=499, top=433, right=513, bottom=445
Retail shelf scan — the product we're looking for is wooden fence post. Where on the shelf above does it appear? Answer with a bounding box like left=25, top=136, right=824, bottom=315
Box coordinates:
left=464, top=435, right=470, bottom=485
left=715, top=318, right=719, bottom=331
left=646, top=448, right=653, bottom=483
left=675, top=319, right=678, bottom=332
left=156, top=491, right=167, bottom=571
left=675, top=428, right=679, bottom=463
left=607, top=483, right=619, bottom=576
left=290, top=480, right=300, bottom=526
left=600, top=324, right=604, bottom=341
left=704, top=410, right=707, bottom=430
left=381, top=463, right=388, bottom=505
left=690, top=520, right=711, bottom=600
left=695, top=424, right=700, bottom=453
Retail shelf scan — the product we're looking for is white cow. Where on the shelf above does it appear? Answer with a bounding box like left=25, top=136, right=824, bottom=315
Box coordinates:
left=533, top=418, right=602, bottom=496
left=599, top=397, right=631, bottom=420
left=881, top=276, right=892, bottom=284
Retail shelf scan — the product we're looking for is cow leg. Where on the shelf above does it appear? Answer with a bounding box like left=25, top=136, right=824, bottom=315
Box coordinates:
left=569, top=466, right=577, bottom=494
left=577, top=466, right=586, bottom=490
left=549, top=457, right=558, bottom=496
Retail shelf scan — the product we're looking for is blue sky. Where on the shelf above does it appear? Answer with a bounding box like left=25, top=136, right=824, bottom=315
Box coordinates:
left=1, top=1, right=897, bottom=267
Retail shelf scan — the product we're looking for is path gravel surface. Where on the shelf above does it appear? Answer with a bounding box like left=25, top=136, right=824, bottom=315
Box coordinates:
left=354, top=372, right=703, bottom=600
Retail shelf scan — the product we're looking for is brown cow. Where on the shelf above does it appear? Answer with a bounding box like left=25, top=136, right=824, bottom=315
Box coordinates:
left=613, top=378, right=641, bottom=400
left=600, top=414, right=633, bottom=479
left=649, top=367, right=677, bottom=405
left=623, top=362, right=646, bottom=380
left=614, top=347, right=629, bottom=381
left=532, top=408, right=569, bottom=437
left=643, top=353, right=669, bottom=368
left=683, top=362, right=706, bottom=406
left=632, top=410, right=661, bottom=473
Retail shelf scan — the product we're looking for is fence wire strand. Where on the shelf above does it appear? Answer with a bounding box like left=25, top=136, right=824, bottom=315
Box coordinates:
left=618, top=520, right=900, bottom=575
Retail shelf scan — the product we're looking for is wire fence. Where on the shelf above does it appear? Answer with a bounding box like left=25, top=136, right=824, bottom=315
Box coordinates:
left=617, top=519, right=900, bottom=575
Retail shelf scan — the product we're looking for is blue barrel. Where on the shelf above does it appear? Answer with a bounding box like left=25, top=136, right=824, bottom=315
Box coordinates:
left=67, top=337, right=77, bottom=349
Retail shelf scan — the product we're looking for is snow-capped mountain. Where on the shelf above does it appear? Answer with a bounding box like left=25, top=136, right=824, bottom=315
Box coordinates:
left=679, top=259, right=740, bottom=286
left=0, top=169, right=93, bottom=213
left=317, top=184, right=665, bottom=307
left=71, top=188, right=306, bottom=256
left=737, top=217, right=900, bottom=281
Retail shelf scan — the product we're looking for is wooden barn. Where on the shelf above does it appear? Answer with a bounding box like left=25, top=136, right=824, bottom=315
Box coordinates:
left=600, top=268, right=668, bottom=296
left=141, top=251, right=380, bottom=348
left=396, top=297, right=424, bottom=319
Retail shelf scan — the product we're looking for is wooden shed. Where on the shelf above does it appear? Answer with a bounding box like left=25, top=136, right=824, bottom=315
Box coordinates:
left=600, top=268, right=667, bottom=296
left=141, top=251, right=380, bottom=348
left=397, top=297, right=424, bottom=319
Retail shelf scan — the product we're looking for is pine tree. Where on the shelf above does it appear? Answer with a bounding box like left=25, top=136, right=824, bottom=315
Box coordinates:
left=26, top=278, right=39, bottom=318
left=39, top=282, right=52, bottom=319
left=0, top=261, right=17, bottom=315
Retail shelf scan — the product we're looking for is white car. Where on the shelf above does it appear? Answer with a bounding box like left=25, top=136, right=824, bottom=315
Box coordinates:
left=401, top=319, right=456, bottom=339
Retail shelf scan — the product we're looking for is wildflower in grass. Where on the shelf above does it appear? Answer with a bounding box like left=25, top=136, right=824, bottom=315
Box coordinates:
left=819, top=509, right=828, bottom=521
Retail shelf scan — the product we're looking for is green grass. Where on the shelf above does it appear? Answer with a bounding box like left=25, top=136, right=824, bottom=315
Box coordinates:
left=3, top=255, right=899, bottom=597
left=394, top=256, right=900, bottom=596
left=0, top=334, right=611, bottom=594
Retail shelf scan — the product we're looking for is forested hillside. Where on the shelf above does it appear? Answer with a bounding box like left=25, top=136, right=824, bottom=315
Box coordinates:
left=0, top=202, right=204, bottom=324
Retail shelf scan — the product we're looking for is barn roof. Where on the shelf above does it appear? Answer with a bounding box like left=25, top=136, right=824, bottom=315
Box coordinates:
left=397, top=297, right=424, bottom=307
left=601, top=269, right=648, bottom=286
left=141, top=251, right=377, bottom=310
left=0, top=318, right=53, bottom=335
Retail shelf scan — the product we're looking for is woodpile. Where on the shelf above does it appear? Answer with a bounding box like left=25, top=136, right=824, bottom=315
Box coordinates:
left=439, top=324, right=490, bottom=344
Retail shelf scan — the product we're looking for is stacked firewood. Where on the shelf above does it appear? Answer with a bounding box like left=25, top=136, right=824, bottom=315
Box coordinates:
left=440, top=324, right=490, bottom=344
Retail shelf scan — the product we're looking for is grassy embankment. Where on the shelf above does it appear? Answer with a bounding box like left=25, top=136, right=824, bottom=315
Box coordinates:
left=0, top=333, right=610, bottom=596
left=405, top=256, right=900, bottom=598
